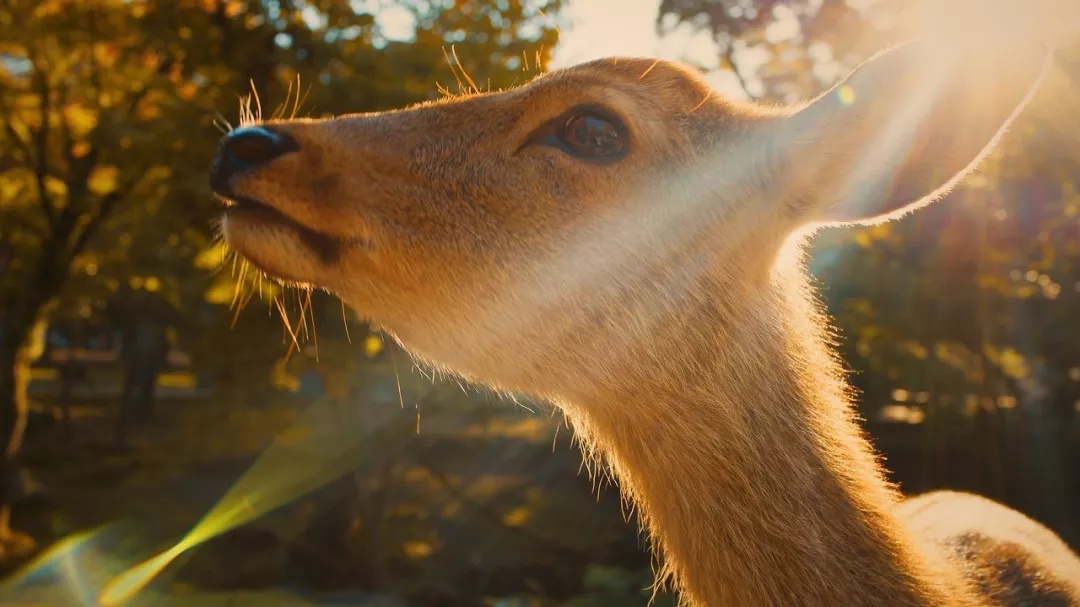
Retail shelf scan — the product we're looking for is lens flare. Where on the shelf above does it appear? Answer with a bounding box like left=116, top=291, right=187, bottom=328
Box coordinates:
left=0, top=528, right=107, bottom=605
left=99, top=545, right=185, bottom=606
left=97, top=395, right=402, bottom=605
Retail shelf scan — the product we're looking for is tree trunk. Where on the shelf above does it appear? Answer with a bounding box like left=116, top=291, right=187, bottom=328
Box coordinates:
left=0, top=319, right=36, bottom=538
left=0, top=271, right=53, bottom=546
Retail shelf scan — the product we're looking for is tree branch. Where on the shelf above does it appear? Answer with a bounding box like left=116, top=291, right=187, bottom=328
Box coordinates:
left=56, top=82, right=75, bottom=179
left=0, top=115, right=34, bottom=164
left=721, top=44, right=753, bottom=100
left=0, top=182, right=46, bottom=238
left=67, top=178, right=139, bottom=258
left=53, top=49, right=174, bottom=254
left=115, top=51, right=174, bottom=121
left=0, top=87, right=42, bottom=204
left=31, top=64, right=56, bottom=227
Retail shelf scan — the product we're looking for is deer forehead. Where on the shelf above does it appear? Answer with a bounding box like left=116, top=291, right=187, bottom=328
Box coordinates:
left=396, top=57, right=725, bottom=155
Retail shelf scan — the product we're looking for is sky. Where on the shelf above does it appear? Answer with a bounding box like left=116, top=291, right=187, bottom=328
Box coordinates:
left=361, top=0, right=754, bottom=100
left=550, top=0, right=751, bottom=99
left=359, top=1, right=680, bottom=64
left=550, top=0, right=668, bottom=65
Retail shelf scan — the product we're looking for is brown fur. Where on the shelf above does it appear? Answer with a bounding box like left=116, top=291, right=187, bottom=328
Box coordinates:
left=211, top=34, right=1080, bottom=606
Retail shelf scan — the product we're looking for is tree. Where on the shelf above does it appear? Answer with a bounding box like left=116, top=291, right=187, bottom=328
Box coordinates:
left=0, top=0, right=165, bottom=544
left=0, top=0, right=262, bottom=545
left=0, top=0, right=561, bottom=552
left=657, top=0, right=885, bottom=100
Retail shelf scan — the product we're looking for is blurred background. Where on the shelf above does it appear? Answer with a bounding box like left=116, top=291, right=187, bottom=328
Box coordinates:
left=0, top=0, right=1078, bottom=605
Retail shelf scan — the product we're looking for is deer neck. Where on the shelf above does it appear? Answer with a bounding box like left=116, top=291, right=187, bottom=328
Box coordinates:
left=557, top=259, right=974, bottom=606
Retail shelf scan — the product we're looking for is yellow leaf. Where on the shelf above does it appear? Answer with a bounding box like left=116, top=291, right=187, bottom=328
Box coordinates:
left=364, top=335, right=383, bottom=358
left=224, top=0, right=246, bottom=18
left=900, top=341, right=929, bottom=360
left=43, top=176, right=68, bottom=200
left=402, top=541, right=434, bottom=559
left=34, top=0, right=64, bottom=17
left=204, top=281, right=234, bottom=304
left=0, top=175, right=25, bottom=200
left=93, top=43, right=119, bottom=68
left=195, top=242, right=229, bottom=269
left=136, top=101, right=162, bottom=120
left=999, top=348, right=1030, bottom=379
left=502, top=505, right=532, bottom=527
left=179, top=81, right=198, bottom=100
left=88, top=165, right=118, bottom=195
left=64, top=104, right=98, bottom=137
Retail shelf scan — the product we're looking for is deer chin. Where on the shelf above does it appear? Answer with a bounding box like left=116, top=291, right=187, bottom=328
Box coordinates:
left=220, top=197, right=346, bottom=286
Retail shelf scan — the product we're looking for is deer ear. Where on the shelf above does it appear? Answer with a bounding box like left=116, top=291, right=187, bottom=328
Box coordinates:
left=775, top=38, right=1051, bottom=226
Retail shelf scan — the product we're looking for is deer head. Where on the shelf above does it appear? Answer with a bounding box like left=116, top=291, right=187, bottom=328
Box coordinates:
left=209, top=37, right=1050, bottom=403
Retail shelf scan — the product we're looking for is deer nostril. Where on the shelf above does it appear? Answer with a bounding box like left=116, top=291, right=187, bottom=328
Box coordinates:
left=209, top=126, right=298, bottom=194
left=225, top=126, right=296, bottom=165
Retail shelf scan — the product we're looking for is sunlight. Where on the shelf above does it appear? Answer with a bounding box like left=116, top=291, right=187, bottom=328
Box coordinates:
left=828, top=0, right=1060, bottom=220
left=462, top=98, right=778, bottom=361
left=764, top=5, right=800, bottom=43
left=98, top=396, right=396, bottom=605
left=552, top=0, right=750, bottom=99
left=99, top=547, right=184, bottom=606
left=465, top=0, right=1060, bottom=387
left=911, top=0, right=1073, bottom=55
left=828, top=50, right=952, bottom=219
left=375, top=4, right=416, bottom=41
left=0, top=528, right=107, bottom=605
left=552, top=0, right=663, bottom=66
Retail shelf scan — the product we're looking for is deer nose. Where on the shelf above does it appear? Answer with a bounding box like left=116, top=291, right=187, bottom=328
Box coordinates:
left=209, top=126, right=298, bottom=194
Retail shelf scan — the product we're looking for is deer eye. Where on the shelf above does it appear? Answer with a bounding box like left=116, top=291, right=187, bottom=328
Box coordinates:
left=526, top=105, right=630, bottom=162
left=559, top=111, right=627, bottom=160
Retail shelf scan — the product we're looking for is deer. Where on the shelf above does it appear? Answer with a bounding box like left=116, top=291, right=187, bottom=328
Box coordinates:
left=206, top=21, right=1080, bottom=607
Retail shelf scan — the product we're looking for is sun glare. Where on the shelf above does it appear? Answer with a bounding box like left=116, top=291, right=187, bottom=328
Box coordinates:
left=552, top=0, right=663, bottom=66
left=95, top=396, right=398, bottom=605
left=553, top=0, right=750, bottom=99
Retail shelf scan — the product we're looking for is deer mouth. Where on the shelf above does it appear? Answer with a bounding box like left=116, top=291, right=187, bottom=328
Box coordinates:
left=219, top=194, right=345, bottom=269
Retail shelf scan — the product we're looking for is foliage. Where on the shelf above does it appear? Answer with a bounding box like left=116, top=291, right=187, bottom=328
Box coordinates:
left=2, top=0, right=565, bottom=565
left=657, top=0, right=885, bottom=100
